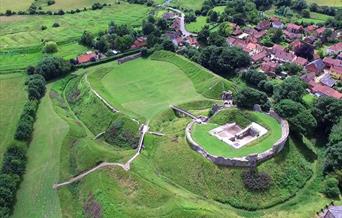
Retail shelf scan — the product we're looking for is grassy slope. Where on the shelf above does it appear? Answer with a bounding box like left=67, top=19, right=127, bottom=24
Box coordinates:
left=186, top=16, right=208, bottom=33
left=306, top=0, right=342, bottom=7
left=43, top=0, right=118, bottom=11
left=192, top=111, right=282, bottom=158
left=13, top=84, right=69, bottom=218
left=0, top=73, right=26, bottom=164
left=0, top=2, right=149, bottom=50
left=0, top=0, right=33, bottom=13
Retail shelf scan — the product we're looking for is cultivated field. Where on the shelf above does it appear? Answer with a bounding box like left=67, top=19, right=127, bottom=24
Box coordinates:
left=0, top=0, right=33, bottom=13
left=0, top=73, right=26, bottom=164
left=192, top=110, right=282, bottom=158
left=0, top=3, right=149, bottom=50
left=170, top=0, right=205, bottom=10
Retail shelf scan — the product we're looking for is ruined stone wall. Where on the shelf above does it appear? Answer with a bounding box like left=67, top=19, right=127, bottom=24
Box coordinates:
left=185, top=109, right=289, bottom=167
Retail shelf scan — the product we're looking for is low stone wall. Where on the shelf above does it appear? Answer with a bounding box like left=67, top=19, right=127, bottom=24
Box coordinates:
left=185, top=110, right=289, bottom=167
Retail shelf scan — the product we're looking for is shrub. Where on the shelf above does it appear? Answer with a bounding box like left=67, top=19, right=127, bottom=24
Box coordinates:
left=43, top=41, right=58, bottom=53
left=323, top=177, right=340, bottom=198
left=27, top=74, right=46, bottom=100
left=242, top=170, right=272, bottom=192
left=41, top=25, right=47, bottom=31
left=52, top=22, right=60, bottom=28
left=26, top=65, right=35, bottom=75
left=235, top=87, right=270, bottom=111
left=47, top=0, right=55, bottom=5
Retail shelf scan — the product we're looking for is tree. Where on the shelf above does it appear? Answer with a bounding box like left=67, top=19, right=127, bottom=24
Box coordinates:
left=241, top=70, right=267, bottom=86
left=208, top=10, right=218, bottom=22
left=27, top=74, right=46, bottom=100
left=328, top=118, right=342, bottom=146
left=26, top=66, right=35, bottom=75
left=156, top=19, right=167, bottom=30
left=95, top=36, right=109, bottom=53
left=79, top=31, right=94, bottom=47
left=43, top=41, right=58, bottom=53
left=292, top=0, right=307, bottom=11
left=52, top=22, right=60, bottom=28
left=273, top=76, right=306, bottom=102
left=313, top=96, right=342, bottom=133
left=324, top=142, right=342, bottom=173
left=115, top=35, right=133, bottom=51
left=161, top=38, right=175, bottom=52
left=142, top=22, right=155, bottom=35
left=198, top=25, right=210, bottom=45
left=302, top=9, right=310, bottom=18
left=224, top=0, right=260, bottom=25
left=254, top=0, right=273, bottom=10
left=295, top=43, right=314, bottom=61
left=322, top=177, right=341, bottom=198
left=208, top=32, right=226, bottom=46
left=218, top=22, right=233, bottom=37
left=35, top=56, right=73, bottom=81
left=271, top=28, right=284, bottom=44
left=235, top=87, right=270, bottom=111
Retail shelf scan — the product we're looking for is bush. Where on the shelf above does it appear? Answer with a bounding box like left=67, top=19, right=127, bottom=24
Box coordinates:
left=41, top=25, right=47, bottom=31
left=47, top=0, right=55, bottom=5
left=241, top=70, right=267, bottom=86
left=27, top=74, right=46, bottom=100
left=235, top=87, right=270, bottom=111
left=52, top=22, right=60, bottom=28
left=242, top=170, right=272, bottom=192
left=43, top=41, right=58, bottom=53
left=323, top=177, right=340, bottom=198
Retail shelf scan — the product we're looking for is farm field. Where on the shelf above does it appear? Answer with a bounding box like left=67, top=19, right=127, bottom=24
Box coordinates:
left=0, top=0, right=33, bottom=13
left=42, top=0, right=118, bottom=11
left=13, top=85, right=69, bottom=218
left=192, top=111, right=282, bottom=158
left=0, top=73, right=26, bottom=164
left=0, top=2, right=149, bottom=50
left=186, top=16, right=209, bottom=33
left=306, top=0, right=342, bottom=7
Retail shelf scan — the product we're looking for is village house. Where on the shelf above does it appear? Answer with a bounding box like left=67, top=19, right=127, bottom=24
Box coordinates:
left=163, top=12, right=176, bottom=20
left=286, top=23, right=303, bottom=34
left=261, top=61, right=278, bottom=74
left=256, top=20, right=271, bottom=31
left=76, top=51, right=98, bottom=64
left=271, top=16, right=284, bottom=29
left=305, top=25, right=317, bottom=34
left=330, top=65, right=342, bottom=80
left=323, top=57, right=342, bottom=68
left=314, top=27, right=326, bottom=37
left=252, top=50, right=268, bottom=63
left=320, top=74, right=336, bottom=87
left=303, top=35, right=317, bottom=45
left=327, top=42, right=342, bottom=55
left=338, top=53, right=342, bottom=60
left=131, top=37, right=147, bottom=49
left=290, top=40, right=303, bottom=50
left=271, top=48, right=296, bottom=63
left=185, top=35, right=199, bottom=47
left=293, top=56, right=308, bottom=66
left=305, top=59, right=325, bottom=74
left=309, top=80, right=342, bottom=99
left=320, top=205, right=342, bottom=218
left=283, top=30, right=302, bottom=41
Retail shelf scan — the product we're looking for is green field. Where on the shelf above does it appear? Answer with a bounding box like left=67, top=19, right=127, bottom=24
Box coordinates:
left=186, top=16, right=208, bottom=33
left=306, top=0, right=342, bottom=7
left=192, top=109, right=282, bottom=157
left=0, top=73, right=26, bottom=164
left=170, top=0, right=205, bottom=10
left=0, top=0, right=33, bottom=13
left=43, top=0, right=118, bottom=11
left=13, top=85, right=69, bottom=218
left=0, top=3, right=149, bottom=50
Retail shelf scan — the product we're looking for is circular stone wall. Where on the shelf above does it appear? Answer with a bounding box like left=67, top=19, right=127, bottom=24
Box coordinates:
left=186, top=108, right=289, bottom=167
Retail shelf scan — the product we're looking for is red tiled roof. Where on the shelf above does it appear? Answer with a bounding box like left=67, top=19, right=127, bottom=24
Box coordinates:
left=316, top=27, right=326, bottom=35
left=274, top=50, right=295, bottom=62
left=254, top=30, right=266, bottom=39
left=261, top=61, right=278, bottom=72
left=252, top=50, right=267, bottom=62
left=294, top=56, right=308, bottom=66
left=131, top=37, right=146, bottom=49
left=323, top=57, right=342, bottom=67
left=287, top=23, right=303, bottom=31
left=290, top=40, right=303, bottom=49
left=328, top=42, right=342, bottom=53
left=77, top=53, right=97, bottom=64
left=306, top=25, right=317, bottom=32
left=311, top=83, right=342, bottom=99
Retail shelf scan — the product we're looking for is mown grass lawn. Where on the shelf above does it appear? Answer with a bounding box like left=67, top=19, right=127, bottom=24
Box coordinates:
left=192, top=111, right=282, bottom=158
left=13, top=85, right=69, bottom=218
left=89, top=58, right=205, bottom=120
left=0, top=73, right=26, bottom=165
left=186, top=16, right=208, bottom=33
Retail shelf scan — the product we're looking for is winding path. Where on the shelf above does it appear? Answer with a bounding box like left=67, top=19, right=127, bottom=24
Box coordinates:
left=53, top=124, right=149, bottom=189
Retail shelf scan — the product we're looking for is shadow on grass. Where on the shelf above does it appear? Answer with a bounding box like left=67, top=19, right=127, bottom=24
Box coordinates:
left=291, top=134, right=317, bottom=163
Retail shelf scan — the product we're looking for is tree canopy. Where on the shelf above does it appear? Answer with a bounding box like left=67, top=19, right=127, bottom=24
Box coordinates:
left=273, top=76, right=306, bottom=102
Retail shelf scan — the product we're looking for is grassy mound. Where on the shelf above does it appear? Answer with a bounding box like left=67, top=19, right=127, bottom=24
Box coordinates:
left=192, top=108, right=282, bottom=158
left=145, top=110, right=313, bottom=210
left=87, top=56, right=216, bottom=120
left=150, top=51, right=238, bottom=98
left=0, top=73, right=26, bottom=165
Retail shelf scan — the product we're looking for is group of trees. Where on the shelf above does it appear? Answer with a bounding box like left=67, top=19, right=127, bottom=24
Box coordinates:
left=198, top=46, right=251, bottom=76
left=32, top=56, right=74, bottom=81
left=223, top=0, right=261, bottom=25
left=235, top=87, right=271, bottom=111
left=241, top=70, right=274, bottom=95
left=80, top=21, right=136, bottom=53
left=260, top=28, right=284, bottom=47
left=0, top=144, right=27, bottom=216
left=15, top=100, right=39, bottom=141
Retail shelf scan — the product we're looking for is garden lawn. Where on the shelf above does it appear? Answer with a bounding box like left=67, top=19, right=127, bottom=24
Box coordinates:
left=88, top=58, right=205, bottom=120
left=213, top=6, right=225, bottom=13
left=0, top=73, right=26, bottom=164
left=0, top=0, right=32, bottom=13
left=0, top=2, right=149, bottom=50
left=13, top=85, right=69, bottom=218
left=192, top=111, right=282, bottom=157
left=186, top=16, right=208, bottom=33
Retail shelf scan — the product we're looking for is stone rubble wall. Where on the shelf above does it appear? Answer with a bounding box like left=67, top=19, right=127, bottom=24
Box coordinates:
left=185, top=110, right=289, bottom=167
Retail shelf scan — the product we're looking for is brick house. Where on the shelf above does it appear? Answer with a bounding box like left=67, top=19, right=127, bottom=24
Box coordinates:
left=330, top=65, right=342, bottom=80
left=77, top=51, right=97, bottom=64
left=256, top=20, right=271, bottom=31
left=327, top=42, right=342, bottom=55
left=323, top=57, right=342, bottom=68
left=286, top=23, right=303, bottom=33
left=305, top=59, right=325, bottom=74
left=131, top=37, right=147, bottom=49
